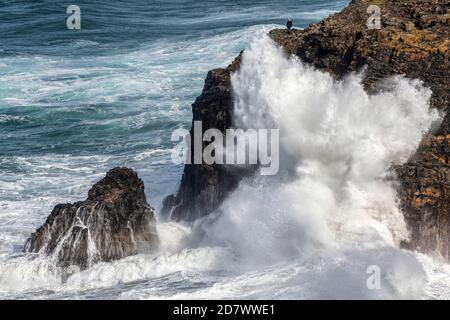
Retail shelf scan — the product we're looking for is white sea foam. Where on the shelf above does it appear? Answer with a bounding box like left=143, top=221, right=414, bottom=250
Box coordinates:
left=0, top=25, right=276, bottom=113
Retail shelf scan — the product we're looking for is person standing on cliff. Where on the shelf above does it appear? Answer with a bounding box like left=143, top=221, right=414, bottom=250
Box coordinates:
left=286, top=18, right=293, bottom=34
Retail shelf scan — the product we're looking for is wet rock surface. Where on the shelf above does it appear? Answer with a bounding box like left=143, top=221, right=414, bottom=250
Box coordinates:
left=24, top=167, right=159, bottom=269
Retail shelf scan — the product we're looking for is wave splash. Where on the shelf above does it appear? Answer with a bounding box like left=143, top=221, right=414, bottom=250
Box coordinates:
left=199, top=35, right=441, bottom=298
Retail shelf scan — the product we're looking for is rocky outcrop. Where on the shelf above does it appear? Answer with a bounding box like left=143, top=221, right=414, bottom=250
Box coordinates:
left=269, top=0, right=449, bottom=109
left=24, top=167, right=159, bottom=269
left=162, top=58, right=243, bottom=221
left=164, top=0, right=449, bottom=258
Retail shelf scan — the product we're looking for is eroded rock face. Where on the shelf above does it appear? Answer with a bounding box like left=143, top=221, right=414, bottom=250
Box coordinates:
left=397, top=134, right=450, bottom=259
left=163, top=0, right=449, bottom=258
left=162, top=60, right=242, bottom=221
left=24, top=167, right=159, bottom=269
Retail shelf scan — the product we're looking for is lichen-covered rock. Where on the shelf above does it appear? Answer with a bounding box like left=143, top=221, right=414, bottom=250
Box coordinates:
left=24, top=167, right=159, bottom=269
left=397, top=134, right=450, bottom=259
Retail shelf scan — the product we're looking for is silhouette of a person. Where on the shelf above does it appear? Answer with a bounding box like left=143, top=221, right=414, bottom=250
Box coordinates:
left=286, top=18, right=293, bottom=34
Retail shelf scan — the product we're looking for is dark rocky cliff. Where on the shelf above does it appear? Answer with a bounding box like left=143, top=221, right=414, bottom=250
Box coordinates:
left=161, top=58, right=242, bottom=221
left=163, top=0, right=450, bottom=258
left=24, top=167, right=159, bottom=269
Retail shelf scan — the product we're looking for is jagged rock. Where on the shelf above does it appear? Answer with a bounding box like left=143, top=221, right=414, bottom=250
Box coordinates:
left=161, top=61, right=242, bottom=221
left=24, top=167, right=159, bottom=269
left=163, top=0, right=449, bottom=259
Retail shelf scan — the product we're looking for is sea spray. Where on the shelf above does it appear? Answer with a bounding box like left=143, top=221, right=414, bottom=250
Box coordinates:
left=197, top=35, right=440, bottom=297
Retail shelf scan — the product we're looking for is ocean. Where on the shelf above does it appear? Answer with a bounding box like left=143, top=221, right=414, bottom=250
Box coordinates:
left=0, top=0, right=449, bottom=299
